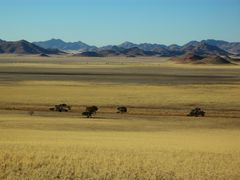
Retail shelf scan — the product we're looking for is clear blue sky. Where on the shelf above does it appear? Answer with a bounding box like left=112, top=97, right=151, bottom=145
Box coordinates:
left=0, top=0, right=240, bottom=46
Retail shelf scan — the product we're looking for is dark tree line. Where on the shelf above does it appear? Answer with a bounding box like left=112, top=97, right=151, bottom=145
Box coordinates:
left=48, top=104, right=206, bottom=118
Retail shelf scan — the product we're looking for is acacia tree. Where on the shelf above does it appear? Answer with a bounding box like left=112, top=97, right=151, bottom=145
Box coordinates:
left=82, top=106, right=98, bottom=118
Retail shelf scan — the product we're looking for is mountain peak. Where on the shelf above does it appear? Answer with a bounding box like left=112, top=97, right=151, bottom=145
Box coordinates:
left=121, top=41, right=135, bottom=44
left=119, top=41, right=138, bottom=49
left=182, top=41, right=229, bottom=56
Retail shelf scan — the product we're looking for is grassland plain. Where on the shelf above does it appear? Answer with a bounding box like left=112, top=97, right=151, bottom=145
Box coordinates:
left=0, top=55, right=240, bottom=179
left=0, top=114, right=240, bottom=179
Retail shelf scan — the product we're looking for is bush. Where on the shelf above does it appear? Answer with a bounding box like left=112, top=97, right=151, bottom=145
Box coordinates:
left=117, top=106, right=127, bottom=113
left=49, top=104, right=71, bottom=112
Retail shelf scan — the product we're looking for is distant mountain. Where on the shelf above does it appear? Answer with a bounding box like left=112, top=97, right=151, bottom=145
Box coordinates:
left=32, top=38, right=240, bottom=56
left=168, top=44, right=181, bottom=51
left=182, top=41, right=200, bottom=48
left=118, top=41, right=138, bottom=49
left=0, top=39, right=6, bottom=43
left=0, top=40, right=62, bottom=54
left=77, top=41, right=231, bottom=57
left=181, top=42, right=229, bottom=56
left=103, top=41, right=231, bottom=57
left=138, top=43, right=167, bottom=51
left=97, top=48, right=121, bottom=56
left=121, top=47, right=157, bottom=56
left=33, top=39, right=97, bottom=51
left=99, top=45, right=125, bottom=52
left=102, top=42, right=177, bottom=57
left=202, top=39, right=240, bottom=55
left=76, top=47, right=159, bottom=57
left=180, top=40, right=240, bottom=55
left=2, top=38, right=239, bottom=57
left=118, top=41, right=168, bottom=52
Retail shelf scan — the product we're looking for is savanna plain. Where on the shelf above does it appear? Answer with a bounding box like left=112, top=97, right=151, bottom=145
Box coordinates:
left=0, top=55, right=240, bottom=179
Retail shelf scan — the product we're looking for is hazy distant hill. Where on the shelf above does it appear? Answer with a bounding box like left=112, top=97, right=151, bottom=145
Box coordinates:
left=118, top=41, right=138, bottom=49
left=102, top=42, right=178, bottom=57
left=171, top=53, right=233, bottom=65
left=76, top=47, right=158, bottom=57
left=98, top=41, right=230, bottom=57
left=100, top=40, right=239, bottom=56
left=118, top=41, right=168, bottom=52
left=33, top=39, right=97, bottom=51
left=0, top=39, right=6, bottom=43
left=0, top=40, right=62, bottom=54
left=121, top=47, right=158, bottom=56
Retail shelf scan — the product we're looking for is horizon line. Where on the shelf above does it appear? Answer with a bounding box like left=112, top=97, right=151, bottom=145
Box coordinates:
left=1, top=38, right=240, bottom=47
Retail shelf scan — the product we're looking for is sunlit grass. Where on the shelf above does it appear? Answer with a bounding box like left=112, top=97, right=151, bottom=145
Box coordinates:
left=0, top=114, right=240, bottom=179
left=0, top=56, right=239, bottom=179
left=0, top=81, right=239, bottom=110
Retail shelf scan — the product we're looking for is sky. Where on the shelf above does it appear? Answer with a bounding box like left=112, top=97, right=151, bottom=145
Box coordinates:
left=0, top=0, right=240, bottom=46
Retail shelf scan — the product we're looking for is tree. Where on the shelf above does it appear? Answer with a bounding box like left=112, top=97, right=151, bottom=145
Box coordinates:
left=86, top=106, right=98, bottom=114
left=82, top=106, right=99, bottom=118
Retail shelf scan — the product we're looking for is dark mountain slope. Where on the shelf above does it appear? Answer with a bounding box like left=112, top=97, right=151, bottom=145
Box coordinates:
left=202, top=39, right=240, bottom=55
left=181, top=42, right=229, bottom=56
left=171, top=53, right=233, bottom=65
left=0, top=40, right=62, bottom=54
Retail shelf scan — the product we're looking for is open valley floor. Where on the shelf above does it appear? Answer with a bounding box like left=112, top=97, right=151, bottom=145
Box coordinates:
left=0, top=55, right=240, bottom=179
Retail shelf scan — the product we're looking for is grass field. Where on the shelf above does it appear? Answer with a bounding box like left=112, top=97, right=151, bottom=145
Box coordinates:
left=0, top=55, right=240, bottom=179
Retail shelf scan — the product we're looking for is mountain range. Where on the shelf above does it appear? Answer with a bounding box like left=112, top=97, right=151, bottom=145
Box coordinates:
left=74, top=47, right=159, bottom=57
left=33, top=39, right=240, bottom=55
left=0, top=38, right=240, bottom=59
left=75, top=41, right=231, bottom=57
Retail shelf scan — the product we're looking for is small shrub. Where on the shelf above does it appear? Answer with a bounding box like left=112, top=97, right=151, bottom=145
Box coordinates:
left=49, top=104, right=71, bottom=112
left=117, top=106, right=127, bottom=113
left=29, top=111, right=34, bottom=116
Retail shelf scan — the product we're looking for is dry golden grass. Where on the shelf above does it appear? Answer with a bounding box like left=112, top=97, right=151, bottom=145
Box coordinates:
left=0, top=114, right=240, bottom=179
left=0, top=81, right=239, bottom=110
left=0, top=56, right=240, bottom=179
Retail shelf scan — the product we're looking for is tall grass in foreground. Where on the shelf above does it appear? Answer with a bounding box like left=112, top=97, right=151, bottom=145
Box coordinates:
left=1, top=144, right=240, bottom=180
left=1, top=127, right=240, bottom=180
